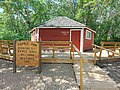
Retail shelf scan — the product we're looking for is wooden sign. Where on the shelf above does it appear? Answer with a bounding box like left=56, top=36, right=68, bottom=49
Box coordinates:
left=16, top=41, right=40, bottom=66
left=13, top=40, right=41, bottom=73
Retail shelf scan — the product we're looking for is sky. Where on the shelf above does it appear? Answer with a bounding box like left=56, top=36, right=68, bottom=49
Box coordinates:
left=0, top=8, right=3, bottom=13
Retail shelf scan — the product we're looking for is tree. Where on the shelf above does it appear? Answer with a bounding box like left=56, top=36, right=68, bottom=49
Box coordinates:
left=0, top=0, right=50, bottom=40
left=75, top=0, right=120, bottom=44
left=0, top=0, right=119, bottom=44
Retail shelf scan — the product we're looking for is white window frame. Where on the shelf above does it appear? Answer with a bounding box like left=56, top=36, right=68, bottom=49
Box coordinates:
left=86, top=30, right=91, bottom=40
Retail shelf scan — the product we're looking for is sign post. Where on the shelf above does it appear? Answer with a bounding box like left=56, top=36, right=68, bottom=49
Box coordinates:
left=13, top=40, right=16, bottom=73
left=13, top=41, right=41, bottom=73
left=38, top=42, right=42, bottom=74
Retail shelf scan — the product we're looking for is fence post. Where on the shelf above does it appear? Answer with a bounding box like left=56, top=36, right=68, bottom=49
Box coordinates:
left=73, top=47, right=74, bottom=59
left=38, top=41, right=42, bottom=74
left=94, top=46, right=97, bottom=65
left=113, top=43, right=117, bottom=56
left=70, top=43, right=72, bottom=59
left=80, top=58, right=83, bottom=90
left=52, top=41, right=55, bottom=58
left=13, top=40, right=16, bottom=73
left=99, top=43, right=103, bottom=62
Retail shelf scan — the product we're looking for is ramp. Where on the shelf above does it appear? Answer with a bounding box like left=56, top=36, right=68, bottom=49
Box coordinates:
left=73, top=63, right=119, bottom=90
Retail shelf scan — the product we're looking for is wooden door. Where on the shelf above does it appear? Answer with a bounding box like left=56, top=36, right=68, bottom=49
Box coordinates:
left=71, top=31, right=80, bottom=50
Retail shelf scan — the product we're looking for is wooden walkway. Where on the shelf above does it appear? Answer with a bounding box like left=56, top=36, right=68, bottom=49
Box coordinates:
left=1, top=50, right=120, bottom=63
left=41, top=51, right=120, bottom=63
left=73, top=63, right=119, bottom=90
left=0, top=40, right=120, bottom=64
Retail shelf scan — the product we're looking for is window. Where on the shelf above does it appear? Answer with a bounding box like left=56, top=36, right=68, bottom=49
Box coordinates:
left=86, top=30, right=91, bottom=40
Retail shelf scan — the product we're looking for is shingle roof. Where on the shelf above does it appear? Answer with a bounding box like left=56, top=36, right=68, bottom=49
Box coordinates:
left=29, top=16, right=96, bottom=33
left=39, top=16, right=86, bottom=27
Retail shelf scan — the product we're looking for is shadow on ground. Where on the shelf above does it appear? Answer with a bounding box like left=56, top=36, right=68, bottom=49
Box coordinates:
left=0, top=59, right=79, bottom=90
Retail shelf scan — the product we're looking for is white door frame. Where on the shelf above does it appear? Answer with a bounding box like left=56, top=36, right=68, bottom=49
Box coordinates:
left=70, top=28, right=84, bottom=53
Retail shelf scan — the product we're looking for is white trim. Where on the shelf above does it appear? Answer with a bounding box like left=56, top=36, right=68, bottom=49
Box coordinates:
left=37, top=28, right=39, bottom=41
left=70, top=29, right=82, bottom=42
left=93, top=33, right=94, bottom=44
left=70, top=29, right=82, bottom=31
left=85, top=27, right=96, bottom=33
left=29, top=26, right=96, bottom=33
left=86, top=30, right=91, bottom=40
left=80, top=28, right=84, bottom=53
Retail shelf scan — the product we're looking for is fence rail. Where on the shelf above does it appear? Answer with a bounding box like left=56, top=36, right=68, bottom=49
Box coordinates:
left=92, top=44, right=120, bottom=64
left=72, top=44, right=85, bottom=90
left=41, top=41, right=73, bottom=59
left=0, top=40, right=84, bottom=90
left=0, top=40, right=13, bottom=60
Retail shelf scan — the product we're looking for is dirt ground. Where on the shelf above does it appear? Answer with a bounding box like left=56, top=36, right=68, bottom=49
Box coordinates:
left=1, top=58, right=120, bottom=90
left=100, top=61, right=120, bottom=89
left=0, top=59, right=79, bottom=90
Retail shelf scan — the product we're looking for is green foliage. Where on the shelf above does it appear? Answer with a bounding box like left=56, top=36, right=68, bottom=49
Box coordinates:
left=0, top=0, right=119, bottom=44
left=76, top=0, right=120, bottom=44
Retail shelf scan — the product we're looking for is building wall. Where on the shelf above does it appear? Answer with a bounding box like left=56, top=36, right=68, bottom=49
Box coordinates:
left=31, top=30, right=37, bottom=41
left=83, top=28, right=94, bottom=51
left=39, top=28, right=70, bottom=41
left=31, top=27, right=95, bottom=51
left=31, top=28, right=39, bottom=41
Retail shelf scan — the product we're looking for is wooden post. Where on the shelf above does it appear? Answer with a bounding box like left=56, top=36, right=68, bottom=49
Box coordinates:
left=119, top=48, right=120, bottom=54
left=94, top=46, right=97, bottom=65
left=13, top=40, right=16, bottom=73
left=107, top=51, right=110, bottom=57
left=113, top=43, right=117, bottom=56
left=52, top=41, right=55, bottom=58
left=72, top=44, right=83, bottom=90
left=38, top=41, right=42, bottom=74
left=1, top=41, right=3, bottom=54
left=0, top=41, right=2, bottom=53
left=80, top=58, right=83, bottom=90
left=99, top=43, right=103, bottom=62
left=70, top=43, right=72, bottom=59
left=72, top=45, right=75, bottom=63
left=73, top=46, right=74, bottom=59
left=52, top=48, right=55, bottom=58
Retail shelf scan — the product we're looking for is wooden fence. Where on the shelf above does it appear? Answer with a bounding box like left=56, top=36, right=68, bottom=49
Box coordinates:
left=72, top=44, right=84, bottom=90
left=41, top=41, right=73, bottom=59
left=0, top=40, right=13, bottom=60
left=0, top=40, right=84, bottom=90
left=101, top=42, right=120, bottom=57
left=93, top=42, right=120, bottom=64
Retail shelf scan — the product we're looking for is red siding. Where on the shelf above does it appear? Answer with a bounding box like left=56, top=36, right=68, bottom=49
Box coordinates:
left=31, top=27, right=95, bottom=51
left=83, top=28, right=94, bottom=51
left=39, top=28, right=70, bottom=41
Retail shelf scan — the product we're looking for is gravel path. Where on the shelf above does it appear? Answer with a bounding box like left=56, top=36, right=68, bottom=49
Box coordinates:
left=101, top=61, right=120, bottom=89
left=0, top=59, right=79, bottom=90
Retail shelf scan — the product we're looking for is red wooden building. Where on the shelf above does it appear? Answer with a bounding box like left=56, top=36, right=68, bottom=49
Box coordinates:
left=30, top=16, right=96, bottom=52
